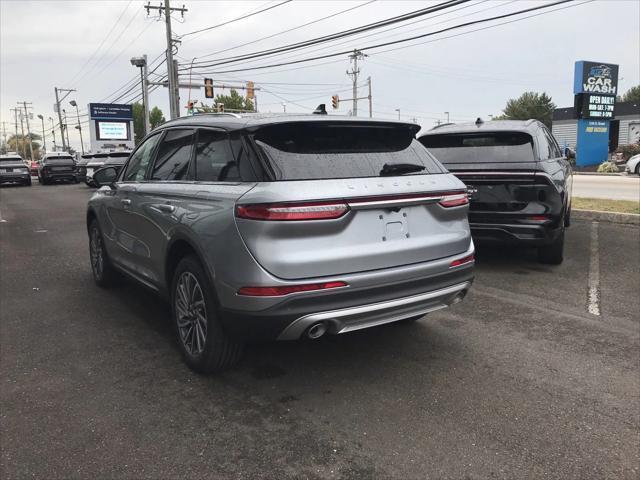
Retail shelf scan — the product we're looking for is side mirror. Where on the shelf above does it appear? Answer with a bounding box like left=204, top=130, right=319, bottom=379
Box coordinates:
left=564, top=147, right=576, bottom=160
left=93, top=167, right=118, bottom=188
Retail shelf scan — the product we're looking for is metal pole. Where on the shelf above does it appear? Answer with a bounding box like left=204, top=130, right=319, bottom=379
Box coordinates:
left=367, top=76, right=372, bottom=118
left=74, top=105, right=85, bottom=154
left=173, top=59, right=180, bottom=118
left=19, top=112, right=25, bottom=158
left=38, top=116, right=46, bottom=151
left=396, top=109, right=401, bottom=120
left=49, top=118, right=57, bottom=151
left=11, top=108, right=19, bottom=152
left=164, top=0, right=177, bottom=120
left=445, top=111, right=450, bottom=123
left=142, top=54, right=150, bottom=134
left=54, top=87, right=67, bottom=151
left=22, top=102, right=34, bottom=160
left=62, top=110, right=71, bottom=151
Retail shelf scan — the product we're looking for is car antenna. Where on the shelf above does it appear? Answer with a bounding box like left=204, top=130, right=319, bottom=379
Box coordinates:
left=313, top=104, right=328, bottom=115
left=475, top=117, right=484, bottom=127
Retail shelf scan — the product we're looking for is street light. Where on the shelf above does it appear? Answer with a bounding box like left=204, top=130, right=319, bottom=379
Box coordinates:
left=130, top=55, right=150, bottom=135
left=48, top=117, right=57, bottom=151
left=395, top=108, right=401, bottom=120
left=444, top=111, right=450, bottom=123
left=69, top=100, right=84, bottom=154
left=37, top=114, right=46, bottom=151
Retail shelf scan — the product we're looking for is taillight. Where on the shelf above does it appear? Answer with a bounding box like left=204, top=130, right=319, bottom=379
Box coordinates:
left=238, top=281, right=348, bottom=297
left=236, top=201, right=349, bottom=221
left=450, top=254, right=475, bottom=268
left=527, top=215, right=549, bottom=221
left=438, top=192, right=469, bottom=208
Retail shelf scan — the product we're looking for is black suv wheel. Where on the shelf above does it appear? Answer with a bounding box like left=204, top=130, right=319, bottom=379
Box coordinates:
left=171, top=255, right=243, bottom=373
left=538, top=226, right=565, bottom=265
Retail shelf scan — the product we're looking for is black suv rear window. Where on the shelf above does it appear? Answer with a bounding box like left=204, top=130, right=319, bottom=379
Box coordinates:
left=420, top=132, right=535, bottom=164
left=45, top=156, right=74, bottom=162
left=0, top=157, right=22, bottom=162
left=253, top=123, right=444, bottom=180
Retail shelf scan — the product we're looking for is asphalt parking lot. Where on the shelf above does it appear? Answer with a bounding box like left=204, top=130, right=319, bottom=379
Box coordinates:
left=1, top=182, right=639, bottom=479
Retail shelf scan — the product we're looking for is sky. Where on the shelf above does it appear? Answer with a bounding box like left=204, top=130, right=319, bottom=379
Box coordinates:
left=1, top=0, right=639, bottom=152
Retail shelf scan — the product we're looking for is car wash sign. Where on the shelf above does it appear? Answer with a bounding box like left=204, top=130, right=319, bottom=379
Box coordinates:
left=575, top=61, right=619, bottom=95
left=573, top=61, right=619, bottom=167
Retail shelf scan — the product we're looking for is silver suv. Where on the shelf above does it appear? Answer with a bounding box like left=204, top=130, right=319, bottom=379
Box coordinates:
left=87, top=114, right=474, bottom=372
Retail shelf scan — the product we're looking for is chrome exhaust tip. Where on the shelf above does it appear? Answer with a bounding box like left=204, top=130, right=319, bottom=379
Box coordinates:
left=306, top=322, right=327, bottom=339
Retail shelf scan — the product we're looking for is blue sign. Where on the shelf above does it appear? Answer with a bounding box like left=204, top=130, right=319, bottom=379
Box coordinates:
left=89, top=103, right=133, bottom=120
left=574, top=61, right=619, bottom=95
left=576, top=119, right=609, bottom=167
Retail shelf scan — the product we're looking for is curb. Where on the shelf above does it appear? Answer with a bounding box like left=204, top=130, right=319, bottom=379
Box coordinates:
left=573, top=209, right=640, bottom=225
left=573, top=172, right=627, bottom=176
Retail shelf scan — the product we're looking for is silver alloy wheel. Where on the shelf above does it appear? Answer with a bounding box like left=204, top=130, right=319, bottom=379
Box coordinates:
left=90, top=227, right=104, bottom=279
left=175, top=271, right=208, bottom=356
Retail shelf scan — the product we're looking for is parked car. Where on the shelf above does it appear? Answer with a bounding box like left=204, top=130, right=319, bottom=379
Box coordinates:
left=625, top=153, right=640, bottom=175
left=419, top=119, right=572, bottom=265
left=0, top=153, right=31, bottom=186
left=103, top=151, right=131, bottom=176
left=76, top=154, right=93, bottom=183
left=38, top=152, right=77, bottom=184
left=88, top=113, right=475, bottom=373
left=85, top=153, right=108, bottom=187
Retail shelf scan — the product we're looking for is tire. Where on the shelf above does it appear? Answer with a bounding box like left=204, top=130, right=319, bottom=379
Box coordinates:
left=538, top=227, right=565, bottom=265
left=564, top=204, right=571, bottom=227
left=88, top=219, right=118, bottom=287
left=38, top=175, right=43, bottom=184
left=636, top=163, right=640, bottom=176
left=171, top=255, right=244, bottom=373
left=25, top=177, right=32, bottom=187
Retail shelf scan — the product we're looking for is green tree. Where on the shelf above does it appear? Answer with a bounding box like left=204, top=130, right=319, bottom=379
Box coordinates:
left=133, top=103, right=166, bottom=145
left=618, top=85, right=640, bottom=103
left=149, top=106, right=166, bottom=129
left=7, top=133, right=42, bottom=160
left=499, top=91, right=556, bottom=128
left=201, top=89, right=254, bottom=112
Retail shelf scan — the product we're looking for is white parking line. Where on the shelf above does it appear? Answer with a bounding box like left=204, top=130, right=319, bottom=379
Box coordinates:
left=587, top=222, right=600, bottom=316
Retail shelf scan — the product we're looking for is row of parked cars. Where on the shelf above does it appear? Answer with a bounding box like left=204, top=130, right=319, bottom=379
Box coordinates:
left=86, top=112, right=574, bottom=373
left=0, top=151, right=132, bottom=187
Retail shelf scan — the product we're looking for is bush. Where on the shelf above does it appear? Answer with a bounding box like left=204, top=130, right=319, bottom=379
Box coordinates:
left=615, top=143, right=640, bottom=160
left=597, top=161, right=619, bottom=173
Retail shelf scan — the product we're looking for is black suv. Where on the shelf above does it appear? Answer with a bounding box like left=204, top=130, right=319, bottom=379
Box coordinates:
left=38, top=152, right=77, bottom=184
left=419, top=119, right=573, bottom=264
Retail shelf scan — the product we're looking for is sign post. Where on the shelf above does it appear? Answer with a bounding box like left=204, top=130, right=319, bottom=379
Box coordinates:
left=573, top=61, right=619, bottom=167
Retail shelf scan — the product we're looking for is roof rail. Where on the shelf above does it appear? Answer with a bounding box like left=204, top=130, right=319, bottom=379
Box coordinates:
left=191, top=112, right=242, bottom=119
left=430, top=122, right=455, bottom=130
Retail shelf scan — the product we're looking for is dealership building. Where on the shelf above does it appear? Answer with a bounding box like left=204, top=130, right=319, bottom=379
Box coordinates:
left=552, top=100, right=640, bottom=152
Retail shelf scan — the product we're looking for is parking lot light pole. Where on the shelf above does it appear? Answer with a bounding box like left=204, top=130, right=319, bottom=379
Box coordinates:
left=69, top=100, right=84, bottom=154
left=131, top=55, right=150, bottom=136
left=48, top=117, right=57, bottom=151
left=37, top=114, right=46, bottom=152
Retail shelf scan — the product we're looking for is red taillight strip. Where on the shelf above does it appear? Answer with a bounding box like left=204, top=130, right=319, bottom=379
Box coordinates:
left=236, top=201, right=349, bottom=221
left=438, top=192, right=469, bottom=208
left=449, top=254, right=475, bottom=268
left=238, top=281, right=348, bottom=297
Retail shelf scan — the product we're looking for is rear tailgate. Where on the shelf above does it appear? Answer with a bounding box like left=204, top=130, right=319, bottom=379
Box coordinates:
left=235, top=121, right=472, bottom=280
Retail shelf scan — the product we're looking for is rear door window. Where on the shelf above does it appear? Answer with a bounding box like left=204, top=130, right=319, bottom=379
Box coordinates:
left=151, top=129, right=195, bottom=181
left=253, top=122, right=444, bottom=180
left=420, top=132, right=535, bottom=164
left=194, top=129, right=240, bottom=181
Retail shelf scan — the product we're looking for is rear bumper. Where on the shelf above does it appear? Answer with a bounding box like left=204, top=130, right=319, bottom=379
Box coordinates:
left=0, top=173, right=30, bottom=183
left=219, top=249, right=475, bottom=341
left=43, top=172, right=76, bottom=181
left=469, top=218, right=562, bottom=246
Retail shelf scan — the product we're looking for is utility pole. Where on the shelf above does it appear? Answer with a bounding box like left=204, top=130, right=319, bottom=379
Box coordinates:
left=19, top=111, right=26, bottom=158
left=54, top=87, right=75, bottom=151
left=1, top=122, right=6, bottom=153
left=19, top=102, right=34, bottom=160
left=346, top=50, right=366, bottom=117
left=145, top=0, right=188, bottom=120
left=10, top=108, right=19, bottom=153
left=62, top=110, right=71, bottom=151
left=367, top=76, right=372, bottom=118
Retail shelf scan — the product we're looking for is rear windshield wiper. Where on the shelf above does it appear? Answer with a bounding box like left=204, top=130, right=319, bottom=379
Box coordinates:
left=379, top=162, right=426, bottom=176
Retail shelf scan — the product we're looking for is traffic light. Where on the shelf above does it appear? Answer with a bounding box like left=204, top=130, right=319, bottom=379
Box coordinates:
left=331, top=94, right=339, bottom=109
left=204, top=78, right=214, bottom=99
left=246, top=81, right=255, bottom=100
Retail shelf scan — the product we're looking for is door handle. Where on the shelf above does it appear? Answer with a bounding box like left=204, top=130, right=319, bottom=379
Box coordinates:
left=157, top=204, right=175, bottom=213
left=121, top=199, right=132, bottom=206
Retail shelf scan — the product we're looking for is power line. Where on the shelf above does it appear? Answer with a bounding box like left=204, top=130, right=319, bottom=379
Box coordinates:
left=187, top=0, right=581, bottom=76
left=183, top=0, right=468, bottom=70
left=180, top=0, right=293, bottom=38
left=191, top=0, right=377, bottom=61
